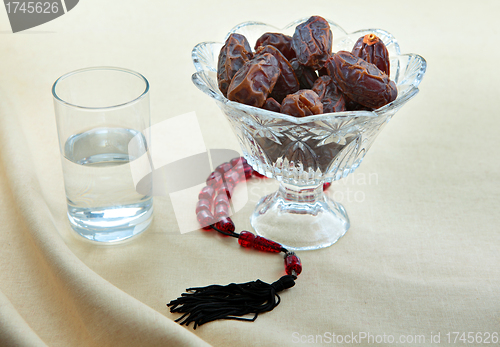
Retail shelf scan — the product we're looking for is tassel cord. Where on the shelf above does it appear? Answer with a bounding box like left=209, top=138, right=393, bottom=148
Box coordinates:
left=211, top=225, right=239, bottom=238
left=167, top=275, right=295, bottom=328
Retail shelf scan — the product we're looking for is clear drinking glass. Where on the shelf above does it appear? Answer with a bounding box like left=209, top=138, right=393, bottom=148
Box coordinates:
left=53, top=67, right=153, bottom=242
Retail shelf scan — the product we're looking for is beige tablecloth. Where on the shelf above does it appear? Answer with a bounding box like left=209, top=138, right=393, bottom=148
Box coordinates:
left=1, top=1, right=499, bottom=346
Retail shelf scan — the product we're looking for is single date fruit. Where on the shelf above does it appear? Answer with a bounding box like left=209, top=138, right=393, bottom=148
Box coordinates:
left=352, top=33, right=390, bottom=76
left=255, top=45, right=300, bottom=102
left=263, top=97, right=281, bottom=112
left=312, top=76, right=346, bottom=113
left=344, top=96, right=373, bottom=111
left=292, top=16, right=333, bottom=70
left=217, top=33, right=254, bottom=97
left=326, top=51, right=397, bottom=109
left=255, top=32, right=296, bottom=61
left=227, top=53, right=280, bottom=108
left=280, top=89, right=323, bottom=117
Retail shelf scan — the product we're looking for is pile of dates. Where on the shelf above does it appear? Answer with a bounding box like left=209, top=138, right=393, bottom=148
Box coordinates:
left=217, top=16, right=397, bottom=117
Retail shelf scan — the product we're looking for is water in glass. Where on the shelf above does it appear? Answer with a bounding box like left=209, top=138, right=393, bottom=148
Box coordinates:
left=62, top=127, right=153, bottom=242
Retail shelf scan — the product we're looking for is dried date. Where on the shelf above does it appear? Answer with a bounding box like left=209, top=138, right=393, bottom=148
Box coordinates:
left=312, top=76, right=346, bottom=113
left=255, top=32, right=296, bottom=61
left=217, top=33, right=254, bottom=96
left=227, top=53, right=280, bottom=108
left=255, top=45, right=299, bottom=102
left=325, top=51, right=397, bottom=109
left=352, top=33, right=390, bottom=76
left=322, top=95, right=346, bottom=113
left=263, top=97, right=281, bottom=112
left=292, top=16, right=332, bottom=70
left=280, top=90, right=323, bottom=117
left=311, top=76, right=335, bottom=100
left=344, top=96, right=373, bottom=111
left=290, top=58, right=318, bottom=89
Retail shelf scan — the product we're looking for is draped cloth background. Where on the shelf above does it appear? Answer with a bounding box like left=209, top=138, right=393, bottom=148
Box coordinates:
left=1, top=1, right=499, bottom=346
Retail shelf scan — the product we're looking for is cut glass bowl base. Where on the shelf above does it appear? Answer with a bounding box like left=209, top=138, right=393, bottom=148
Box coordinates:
left=250, top=183, right=349, bottom=251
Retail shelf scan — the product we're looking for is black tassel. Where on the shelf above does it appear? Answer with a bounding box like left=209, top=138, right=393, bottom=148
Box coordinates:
left=167, top=275, right=296, bottom=329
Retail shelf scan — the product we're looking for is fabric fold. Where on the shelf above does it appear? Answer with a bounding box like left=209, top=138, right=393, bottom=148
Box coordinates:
left=0, top=290, right=48, bottom=347
left=0, top=91, right=211, bottom=347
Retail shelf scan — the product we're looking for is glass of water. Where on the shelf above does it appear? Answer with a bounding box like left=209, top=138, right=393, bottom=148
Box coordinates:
left=53, top=67, right=153, bottom=242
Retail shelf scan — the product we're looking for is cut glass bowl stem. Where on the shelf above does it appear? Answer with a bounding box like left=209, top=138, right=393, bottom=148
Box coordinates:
left=251, top=182, right=349, bottom=250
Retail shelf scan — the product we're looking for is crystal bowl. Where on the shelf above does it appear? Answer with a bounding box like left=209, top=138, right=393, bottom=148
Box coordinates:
left=192, top=18, right=426, bottom=250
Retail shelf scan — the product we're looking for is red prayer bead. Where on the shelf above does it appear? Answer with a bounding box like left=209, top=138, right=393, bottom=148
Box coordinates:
left=285, top=253, right=302, bottom=276
left=215, top=162, right=232, bottom=176
left=206, top=171, right=223, bottom=189
left=198, top=185, right=215, bottom=201
left=232, top=162, right=244, bottom=176
left=196, top=199, right=212, bottom=214
left=238, top=231, right=255, bottom=248
left=214, top=217, right=235, bottom=234
left=197, top=210, right=214, bottom=230
left=224, top=169, right=241, bottom=186
left=323, top=182, right=331, bottom=191
left=214, top=193, right=230, bottom=207
left=217, top=182, right=234, bottom=199
left=243, top=164, right=253, bottom=179
left=214, top=203, right=231, bottom=219
left=253, top=235, right=282, bottom=253
left=230, top=157, right=246, bottom=176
